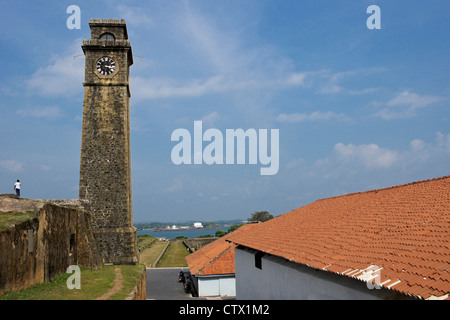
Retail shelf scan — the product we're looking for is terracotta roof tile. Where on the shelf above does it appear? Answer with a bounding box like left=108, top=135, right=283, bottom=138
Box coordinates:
left=227, top=175, right=450, bottom=300
left=186, top=224, right=258, bottom=276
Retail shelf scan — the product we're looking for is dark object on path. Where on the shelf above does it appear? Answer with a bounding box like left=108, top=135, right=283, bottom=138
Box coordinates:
left=178, top=270, right=185, bottom=283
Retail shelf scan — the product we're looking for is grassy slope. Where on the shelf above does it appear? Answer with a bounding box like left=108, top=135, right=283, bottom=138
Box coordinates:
left=0, top=265, right=145, bottom=300
left=0, top=211, right=35, bottom=231
left=157, top=241, right=189, bottom=268
left=0, top=235, right=192, bottom=300
left=139, top=240, right=169, bottom=267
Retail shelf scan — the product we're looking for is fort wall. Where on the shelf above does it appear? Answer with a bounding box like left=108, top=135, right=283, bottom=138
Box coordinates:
left=0, top=198, right=102, bottom=294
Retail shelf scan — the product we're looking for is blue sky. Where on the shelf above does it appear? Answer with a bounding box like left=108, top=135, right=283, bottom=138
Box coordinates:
left=0, top=1, right=449, bottom=223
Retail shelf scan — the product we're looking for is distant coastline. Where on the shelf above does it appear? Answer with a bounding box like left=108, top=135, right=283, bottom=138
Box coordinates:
left=134, top=219, right=246, bottom=232
left=137, top=227, right=228, bottom=239
left=152, top=226, right=221, bottom=232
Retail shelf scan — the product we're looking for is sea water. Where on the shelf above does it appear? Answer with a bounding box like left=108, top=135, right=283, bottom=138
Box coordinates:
left=137, top=228, right=228, bottom=239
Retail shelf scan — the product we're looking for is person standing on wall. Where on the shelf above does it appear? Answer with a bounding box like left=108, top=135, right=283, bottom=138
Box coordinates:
left=13, top=179, right=21, bottom=197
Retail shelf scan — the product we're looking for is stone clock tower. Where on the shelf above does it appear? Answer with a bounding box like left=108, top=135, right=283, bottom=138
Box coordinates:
left=79, top=19, right=138, bottom=265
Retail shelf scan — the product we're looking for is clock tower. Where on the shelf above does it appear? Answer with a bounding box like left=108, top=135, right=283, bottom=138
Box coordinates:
left=79, top=19, right=138, bottom=265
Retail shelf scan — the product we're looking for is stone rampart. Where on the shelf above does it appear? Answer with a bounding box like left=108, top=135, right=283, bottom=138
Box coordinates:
left=183, top=238, right=217, bottom=253
left=0, top=200, right=102, bottom=294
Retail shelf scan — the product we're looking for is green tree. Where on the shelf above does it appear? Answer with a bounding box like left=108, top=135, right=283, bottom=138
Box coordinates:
left=198, top=234, right=213, bottom=238
left=227, top=224, right=242, bottom=233
left=215, top=230, right=227, bottom=237
left=249, top=211, right=273, bottom=222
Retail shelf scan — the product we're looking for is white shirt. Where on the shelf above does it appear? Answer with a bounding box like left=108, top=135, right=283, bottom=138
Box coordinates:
left=14, top=182, right=21, bottom=190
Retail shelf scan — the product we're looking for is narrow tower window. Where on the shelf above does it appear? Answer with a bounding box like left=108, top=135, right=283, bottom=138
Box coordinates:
left=69, top=234, right=76, bottom=251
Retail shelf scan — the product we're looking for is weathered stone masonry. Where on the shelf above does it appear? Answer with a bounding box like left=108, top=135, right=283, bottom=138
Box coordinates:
left=0, top=199, right=102, bottom=294
left=79, top=19, right=138, bottom=265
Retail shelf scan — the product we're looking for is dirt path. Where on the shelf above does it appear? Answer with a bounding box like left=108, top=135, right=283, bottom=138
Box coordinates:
left=96, top=267, right=123, bottom=300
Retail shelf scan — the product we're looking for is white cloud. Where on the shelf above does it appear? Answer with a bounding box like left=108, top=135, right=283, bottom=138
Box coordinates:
left=276, top=111, right=349, bottom=123
left=387, top=90, right=441, bottom=109
left=17, top=106, right=62, bottom=119
left=318, top=84, right=343, bottom=94
left=116, top=5, right=152, bottom=27
left=399, top=132, right=450, bottom=167
left=435, top=132, right=450, bottom=153
left=125, top=5, right=379, bottom=103
left=131, top=66, right=380, bottom=101
left=315, top=68, right=383, bottom=95
left=348, top=88, right=379, bottom=95
left=334, top=142, right=399, bottom=168
left=128, top=8, right=320, bottom=101
left=38, top=165, right=52, bottom=172
left=373, top=90, right=442, bottom=120
left=26, top=39, right=84, bottom=97
left=131, top=72, right=314, bottom=101
left=410, top=139, right=426, bottom=151
left=331, top=132, right=450, bottom=170
left=0, top=160, right=24, bottom=173
left=131, top=75, right=226, bottom=100
left=182, top=8, right=233, bottom=73
left=201, top=111, right=221, bottom=127
left=280, top=133, right=450, bottom=192
left=283, top=72, right=308, bottom=86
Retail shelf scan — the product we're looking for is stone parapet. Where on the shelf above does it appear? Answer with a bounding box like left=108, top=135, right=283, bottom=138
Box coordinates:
left=0, top=202, right=102, bottom=294
left=82, top=39, right=131, bottom=47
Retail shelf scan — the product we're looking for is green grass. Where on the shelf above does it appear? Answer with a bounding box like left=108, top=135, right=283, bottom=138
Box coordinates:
left=113, top=265, right=146, bottom=300
left=0, top=211, right=36, bottom=231
left=157, top=241, right=189, bottom=268
left=0, top=265, right=145, bottom=300
left=139, top=240, right=168, bottom=267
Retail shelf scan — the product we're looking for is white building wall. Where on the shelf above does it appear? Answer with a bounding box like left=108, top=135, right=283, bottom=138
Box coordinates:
left=235, top=247, right=410, bottom=300
left=198, top=276, right=236, bottom=297
left=219, top=277, right=236, bottom=297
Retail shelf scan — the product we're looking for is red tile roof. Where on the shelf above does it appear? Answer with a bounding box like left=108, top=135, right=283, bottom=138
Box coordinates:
left=186, top=224, right=258, bottom=276
left=227, top=175, right=450, bottom=300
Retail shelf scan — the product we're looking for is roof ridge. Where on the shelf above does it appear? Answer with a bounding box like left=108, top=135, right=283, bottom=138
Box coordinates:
left=315, top=174, right=450, bottom=203
left=196, top=242, right=235, bottom=275
left=189, top=224, right=258, bottom=275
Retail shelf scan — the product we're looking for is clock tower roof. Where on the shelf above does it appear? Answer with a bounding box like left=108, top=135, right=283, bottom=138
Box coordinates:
left=82, top=18, right=133, bottom=66
left=88, top=18, right=129, bottom=41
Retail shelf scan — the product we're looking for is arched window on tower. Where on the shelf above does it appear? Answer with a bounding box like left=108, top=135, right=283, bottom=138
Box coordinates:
left=99, top=33, right=115, bottom=41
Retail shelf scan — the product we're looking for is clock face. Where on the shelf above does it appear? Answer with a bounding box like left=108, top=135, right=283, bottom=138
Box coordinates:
left=96, top=56, right=116, bottom=76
